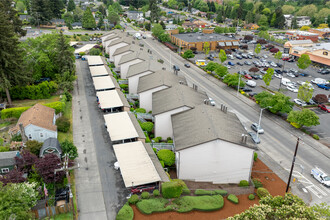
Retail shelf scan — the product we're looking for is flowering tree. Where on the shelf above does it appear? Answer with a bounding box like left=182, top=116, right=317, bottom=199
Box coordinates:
left=35, top=154, right=64, bottom=184
left=0, top=182, right=38, bottom=219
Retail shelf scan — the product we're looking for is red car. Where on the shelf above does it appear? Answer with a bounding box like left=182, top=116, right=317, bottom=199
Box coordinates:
left=244, top=74, right=252, bottom=80
left=318, top=104, right=330, bottom=113
left=282, top=57, right=290, bottom=61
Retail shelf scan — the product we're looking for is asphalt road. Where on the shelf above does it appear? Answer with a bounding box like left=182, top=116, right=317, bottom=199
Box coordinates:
left=127, top=28, right=330, bottom=204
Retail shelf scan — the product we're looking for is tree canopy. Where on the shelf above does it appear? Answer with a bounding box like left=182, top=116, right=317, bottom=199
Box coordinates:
left=255, top=91, right=293, bottom=114
left=223, top=73, right=245, bottom=88
left=219, top=49, right=227, bottom=63
left=82, top=7, right=96, bottom=29
left=263, top=68, right=274, bottom=87
left=288, top=109, right=319, bottom=128
left=297, top=54, right=311, bottom=70
left=182, top=50, right=195, bottom=59
left=298, top=82, right=313, bottom=102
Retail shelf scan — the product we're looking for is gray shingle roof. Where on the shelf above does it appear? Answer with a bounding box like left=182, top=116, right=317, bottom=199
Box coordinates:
left=127, top=61, right=163, bottom=78
left=118, top=51, right=149, bottom=65
left=152, top=84, right=208, bottom=115
left=138, top=70, right=187, bottom=93
left=39, top=137, right=62, bottom=157
left=113, top=44, right=140, bottom=56
left=173, top=32, right=237, bottom=43
left=172, top=104, right=257, bottom=151
left=0, top=151, right=19, bottom=167
left=108, top=37, right=133, bottom=47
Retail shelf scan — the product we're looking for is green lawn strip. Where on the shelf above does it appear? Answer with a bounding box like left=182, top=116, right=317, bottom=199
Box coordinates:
left=136, top=198, right=173, bottom=214
left=0, top=122, right=11, bottom=129
left=116, top=203, right=134, bottom=220
left=57, top=101, right=73, bottom=142
left=173, top=195, right=224, bottom=213
left=54, top=212, right=73, bottom=220
left=70, top=171, right=78, bottom=218
left=12, top=95, right=60, bottom=107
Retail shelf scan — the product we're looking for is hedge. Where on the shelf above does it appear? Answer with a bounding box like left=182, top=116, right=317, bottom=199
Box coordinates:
left=141, top=192, right=150, bottom=199
left=194, top=189, right=215, bottom=196
left=8, top=81, right=58, bottom=100
left=56, top=116, right=70, bottom=132
left=253, top=178, right=263, bottom=189
left=116, top=204, right=133, bottom=220
left=135, top=108, right=146, bottom=113
left=161, top=181, right=183, bottom=199
left=141, top=122, right=154, bottom=133
left=214, top=190, right=228, bottom=196
left=136, top=198, right=172, bottom=214
left=0, top=106, right=30, bottom=119
left=182, top=188, right=191, bottom=195
left=153, top=190, right=160, bottom=197
left=157, top=149, right=175, bottom=167
left=257, top=187, right=270, bottom=198
left=44, top=101, right=65, bottom=114
left=248, top=194, right=255, bottom=200
left=239, top=180, right=249, bottom=187
left=227, top=194, right=239, bottom=204
left=128, top=194, right=139, bottom=204
left=173, top=195, right=224, bottom=213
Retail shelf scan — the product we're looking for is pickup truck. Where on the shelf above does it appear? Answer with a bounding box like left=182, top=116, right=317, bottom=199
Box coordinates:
left=311, top=167, right=330, bottom=187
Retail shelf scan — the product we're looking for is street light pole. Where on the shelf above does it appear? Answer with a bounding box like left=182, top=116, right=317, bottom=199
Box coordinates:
left=286, top=137, right=300, bottom=193
left=237, top=68, right=241, bottom=96
left=256, top=106, right=272, bottom=140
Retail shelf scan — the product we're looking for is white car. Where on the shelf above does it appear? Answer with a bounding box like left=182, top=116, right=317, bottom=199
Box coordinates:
left=311, top=167, right=330, bottom=187
left=301, top=82, right=314, bottom=89
left=286, top=72, right=296, bottom=78
left=226, top=65, right=231, bottom=69
left=294, top=99, right=307, bottom=106
left=274, top=73, right=282, bottom=79
left=246, top=80, right=257, bottom=87
left=287, top=85, right=298, bottom=92
left=297, top=81, right=303, bottom=85
left=263, top=55, right=268, bottom=58
left=270, top=62, right=277, bottom=67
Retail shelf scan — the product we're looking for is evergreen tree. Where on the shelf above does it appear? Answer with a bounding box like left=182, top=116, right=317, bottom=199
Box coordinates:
left=0, top=1, right=31, bottom=105
left=2, top=0, right=26, bottom=37
left=49, top=0, right=65, bottom=18
left=237, top=0, right=245, bottom=20
left=98, top=4, right=106, bottom=16
left=292, top=16, right=298, bottom=29
left=55, top=31, right=75, bottom=75
left=108, top=11, right=120, bottom=25
left=82, top=7, right=96, bottom=29
left=67, top=0, right=76, bottom=12
left=30, top=0, right=52, bottom=24
left=275, top=6, right=285, bottom=29
left=160, top=20, right=166, bottom=29
left=270, top=13, right=276, bottom=27
left=149, top=0, right=160, bottom=23
left=98, top=16, right=104, bottom=29
left=216, top=12, right=223, bottom=23
left=245, top=11, right=253, bottom=24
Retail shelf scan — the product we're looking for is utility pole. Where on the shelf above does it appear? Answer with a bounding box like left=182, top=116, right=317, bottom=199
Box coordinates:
left=286, top=137, right=300, bottom=193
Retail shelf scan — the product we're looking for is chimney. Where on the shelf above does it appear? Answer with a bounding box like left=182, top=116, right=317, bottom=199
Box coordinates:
left=19, top=123, right=28, bottom=143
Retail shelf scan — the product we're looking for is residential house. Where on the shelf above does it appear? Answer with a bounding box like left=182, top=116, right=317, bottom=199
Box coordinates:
left=127, top=61, right=163, bottom=94
left=284, top=15, right=311, bottom=28
left=39, top=137, right=62, bottom=158
left=199, top=12, right=207, bottom=18
left=152, top=84, right=208, bottom=139
left=127, top=11, right=144, bottom=22
left=107, top=37, right=133, bottom=61
left=71, top=22, right=82, bottom=29
left=193, top=20, right=207, bottom=28
left=118, top=51, right=148, bottom=79
left=138, top=70, right=187, bottom=112
left=244, top=23, right=259, bottom=30
left=166, top=24, right=178, bottom=30
left=285, top=30, right=319, bottom=42
left=172, top=104, right=256, bottom=184
left=182, top=21, right=196, bottom=30
left=9, top=104, right=57, bottom=142
left=112, top=44, right=138, bottom=67
left=51, top=19, right=65, bottom=26
left=0, top=151, right=20, bottom=175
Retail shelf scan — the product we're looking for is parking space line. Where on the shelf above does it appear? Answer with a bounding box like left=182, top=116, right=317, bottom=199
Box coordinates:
left=305, top=185, right=323, bottom=199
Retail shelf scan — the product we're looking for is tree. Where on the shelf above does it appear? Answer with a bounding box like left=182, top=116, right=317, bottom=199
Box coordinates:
left=16, top=1, right=25, bottom=13
left=282, top=5, right=295, bottom=14
left=216, top=12, right=223, bottom=23
left=0, top=1, right=30, bottom=105
left=274, top=7, right=285, bottom=29
left=298, top=82, right=313, bottom=102
left=0, top=169, right=26, bottom=185
left=26, top=140, right=43, bottom=156
left=292, top=16, right=298, bottom=29
left=223, top=73, right=245, bottom=88
left=314, top=8, right=330, bottom=25
left=312, top=202, right=330, bottom=219
left=245, top=11, right=253, bottom=24
left=258, top=15, right=268, bottom=26
left=73, top=7, right=84, bottom=22
left=214, top=65, right=228, bottom=77
left=274, top=51, right=282, bottom=60
left=15, top=150, right=38, bottom=173
left=288, top=109, right=320, bottom=128
left=98, top=4, right=106, bottom=16
left=255, top=91, right=293, bottom=114
left=255, top=44, right=261, bottom=55
left=313, top=94, right=328, bottom=104
left=82, top=7, right=96, bottom=29
left=263, top=68, right=274, bottom=87
left=158, top=33, right=171, bottom=42
left=270, top=13, right=276, bottom=27
left=55, top=31, right=75, bottom=76
left=0, top=182, right=39, bottom=219
left=261, top=8, right=271, bottom=15
left=35, top=154, right=65, bottom=184
left=98, top=16, right=104, bottom=29
left=228, top=193, right=324, bottom=219
left=218, top=49, right=227, bottom=63
left=205, top=62, right=218, bottom=72
left=182, top=50, right=195, bottom=59
left=297, top=54, right=311, bottom=71
left=108, top=10, right=120, bottom=25
left=67, top=0, right=75, bottom=11
left=177, top=26, right=185, bottom=33
left=152, top=23, right=164, bottom=38
left=61, top=140, right=78, bottom=160
left=297, top=4, right=317, bottom=17
left=203, top=42, right=210, bottom=57
left=112, top=2, right=122, bottom=13
left=300, top=26, right=310, bottom=31
left=160, top=20, right=166, bottom=30
left=149, top=0, right=160, bottom=22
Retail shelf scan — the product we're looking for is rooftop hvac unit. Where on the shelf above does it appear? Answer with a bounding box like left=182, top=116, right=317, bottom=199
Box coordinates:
left=210, top=36, right=214, bottom=39
left=197, top=36, right=201, bottom=39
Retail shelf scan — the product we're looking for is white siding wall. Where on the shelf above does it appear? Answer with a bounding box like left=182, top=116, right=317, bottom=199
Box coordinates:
left=109, top=43, right=128, bottom=61
left=139, top=85, right=168, bottom=112
left=120, top=59, right=143, bottom=79
left=25, top=124, right=57, bottom=142
left=114, top=51, right=133, bottom=67
left=177, top=139, right=254, bottom=184
left=128, top=71, right=153, bottom=94
left=154, top=106, right=191, bottom=139
left=104, top=37, right=119, bottom=53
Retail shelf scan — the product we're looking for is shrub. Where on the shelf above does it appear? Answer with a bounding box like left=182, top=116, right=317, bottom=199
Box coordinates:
left=257, top=187, right=270, bottom=198
left=141, top=122, right=154, bottom=133
left=89, top=48, right=101, bottom=55
left=157, top=149, right=175, bottom=166
left=135, top=108, right=146, bottom=113
left=145, top=136, right=151, bottom=143
left=128, top=194, right=139, bottom=204
left=130, top=107, right=134, bottom=112
left=313, top=134, right=319, bottom=140
left=152, top=148, right=157, bottom=154
left=11, top=134, right=22, bottom=142
left=248, top=194, right=255, bottom=200
left=9, top=81, right=58, bottom=100
left=105, top=53, right=109, bottom=58
left=0, top=138, right=3, bottom=146
left=173, top=195, right=224, bottom=213
left=141, top=192, right=150, bottom=199
left=167, top=137, right=172, bottom=141
left=227, top=194, right=239, bottom=204
left=153, top=189, right=160, bottom=197
left=56, top=116, right=70, bottom=133
left=182, top=188, right=191, bottom=195
left=64, top=90, right=72, bottom=102
left=254, top=152, right=258, bottom=161
left=1, top=106, right=30, bottom=119
left=214, top=190, right=228, bottom=196
left=239, top=180, right=249, bottom=187
left=159, top=160, right=165, bottom=168
left=26, top=140, right=43, bottom=156
left=156, top=137, right=162, bottom=142
left=167, top=140, right=173, bottom=143
left=136, top=198, right=172, bottom=214
left=152, top=138, right=159, bottom=143
left=253, top=178, right=263, bottom=189
left=161, top=181, right=183, bottom=199
left=195, top=189, right=215, bottom=195
left=44, top=101, right=65, bottom=114
left=116, top=204, right=133, bottom=220
left=313, top=94, right=328, bottom=103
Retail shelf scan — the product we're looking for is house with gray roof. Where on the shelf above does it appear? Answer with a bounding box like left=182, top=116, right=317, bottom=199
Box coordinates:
left=127, top=61, right=163, bottom=94
left=107, top=37, right=133, bottom=62
left=113, top=44, right=140, bottom=67
left=39, top=137, right=62, bottom=158
left=118, top=51, right=148, bottom=79
left=152, top=84, right=208, bottom=139
left=138, top=70, right=186, bottom=112
left=0, top=151, right=20, bottom=175
left=127, top=11, right=144, bottom=22
left=171, top=104, right=256, bottom=184
left=103, top=31, right=127, bottom=54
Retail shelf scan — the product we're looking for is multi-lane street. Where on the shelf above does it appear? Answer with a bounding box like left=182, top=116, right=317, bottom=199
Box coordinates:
left=125, top=26, right=330, bottom=205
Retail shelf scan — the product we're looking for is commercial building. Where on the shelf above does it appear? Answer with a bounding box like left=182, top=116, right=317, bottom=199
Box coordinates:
left=308, top=28, right=330, bottom=38
left=283, top=40, right=314, bottom=54
left=289, top=43, right=330, bottom=67
left=285, top=30, right=319, bottom=42
left=169, top=29, right=239, bottom=51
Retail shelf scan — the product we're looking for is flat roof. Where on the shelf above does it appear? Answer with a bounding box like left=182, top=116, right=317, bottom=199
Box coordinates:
left=74, top=44, right=96, bottom=54
left=87, top=56, right=105, bottom=66
left=92, top=76, right=118, bottom=91
left=96, top=90, right=129, bottom=110
left=286, top=30, right=318, bottom=36
left=104, top=112, right=143, bottom=141
left=172, top=32, right=237, bottom=43
left=89, top=65, right=109, bottom=77
left=113, top=141, right=162, bottom=187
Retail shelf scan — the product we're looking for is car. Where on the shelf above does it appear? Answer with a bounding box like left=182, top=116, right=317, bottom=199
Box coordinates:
left=248, top=132, right=261, bottom=144
left=254, top=55, right=260, bottom=59
left=207, top=56, right=214, bottom=61
left=184, top=63, right=190, bottom=68
left=263, top=55, right=268, bottom=59
left=249, top=92, right=258, bottom=97
left=251, top=75, right=259, bottom=80
left=142, top=35, right=146, bottom=39
left=260, top=58, right=266, bottom=62
left=260, top=70, right=267, bottom=74
left=311, top=78, right=327, bottom=84
left=287, top=85, right=298, bottom=92
left=244, top=74, right=252, bottom=79
left=246, top=80, right=256, bottom=87
left=227, top=54, right=234, bottom=59
left=244, top=61, right=252, bottom=65
left=294, top=99, right=307, bottom=106
left=320, top=70, right=330, bottom=75
left=251, top=123, right=264, bottom=134
left=228, top=61, right=235, bottom=66
left=296, top=81, right=303, bottom=85
left=247, top=55, right=252, bottom=59
left=299, top=72, right=309, bottom=77
left=282, top=57, right=290, bottom=61
left=311, top=167, right=330, bottom=187
left=270, top=62, right=277, bottom=67
left=307, top=99, right=317, bottom=105
left=236, top=61, right=243, bottom=66
left=274, top=69, right=282, bottom=74
left=173, top=65, right=180, bottom=71
left=236, top=55, right=242, bottom=59
left=317, top=84, right=330, bottom=90
left=208, top=98, right=216, bottom=106
left=274, top=73, right=282, bottom=79
left=288, top=58, right=295, bottom=62
left=225, top=65, right=231, bottom=69
left=276, top=63, right=283, bottom=68
left=286, top=72, right=296, bottom=78
left=242, top=54, right=247, bottom=59
left=301, top=82, right=314, bottom=89
left=318, top=104, right=330, bottom=113
left=242, top=87, right=252, bottom=92
left=248, top=52, right=254, bottom=56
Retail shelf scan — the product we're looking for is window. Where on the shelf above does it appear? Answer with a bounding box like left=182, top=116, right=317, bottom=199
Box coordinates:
left=46, top=149, right=55, bottom=154
left=1, top=168, right=9, bottom=173
left=40, top=133, right=43, bottom=138
left=28, top=134, right=32, bottom=139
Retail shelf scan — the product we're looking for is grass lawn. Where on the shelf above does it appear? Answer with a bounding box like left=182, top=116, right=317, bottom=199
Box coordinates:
left=12, top=96, right=60, bottom=107
left=0, top=122, right=11, bottom=129
left=70, top=170, right=78, bottom=218
left=57, top=101, right=73, bottom=142
left=42, top=212, right=73, bottom=220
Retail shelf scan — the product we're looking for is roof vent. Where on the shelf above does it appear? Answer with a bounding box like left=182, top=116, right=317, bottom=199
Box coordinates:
left=189, top=34, right=193, bottom=37
left=316, top=43, right=321, bottom=46
left=197, top=36, right=201, bottom=40
left=201, top=33, right=204, bottom=36
left=179, top=81, right=184, bottom=85
left=210, top=36, right=214, bottom=39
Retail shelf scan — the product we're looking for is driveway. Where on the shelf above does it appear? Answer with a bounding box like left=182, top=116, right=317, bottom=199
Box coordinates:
left=73, top=59, right=128, bottom=220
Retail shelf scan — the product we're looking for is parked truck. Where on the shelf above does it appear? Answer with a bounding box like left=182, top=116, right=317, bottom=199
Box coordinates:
left=311, top=167, right=330, bottom=187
